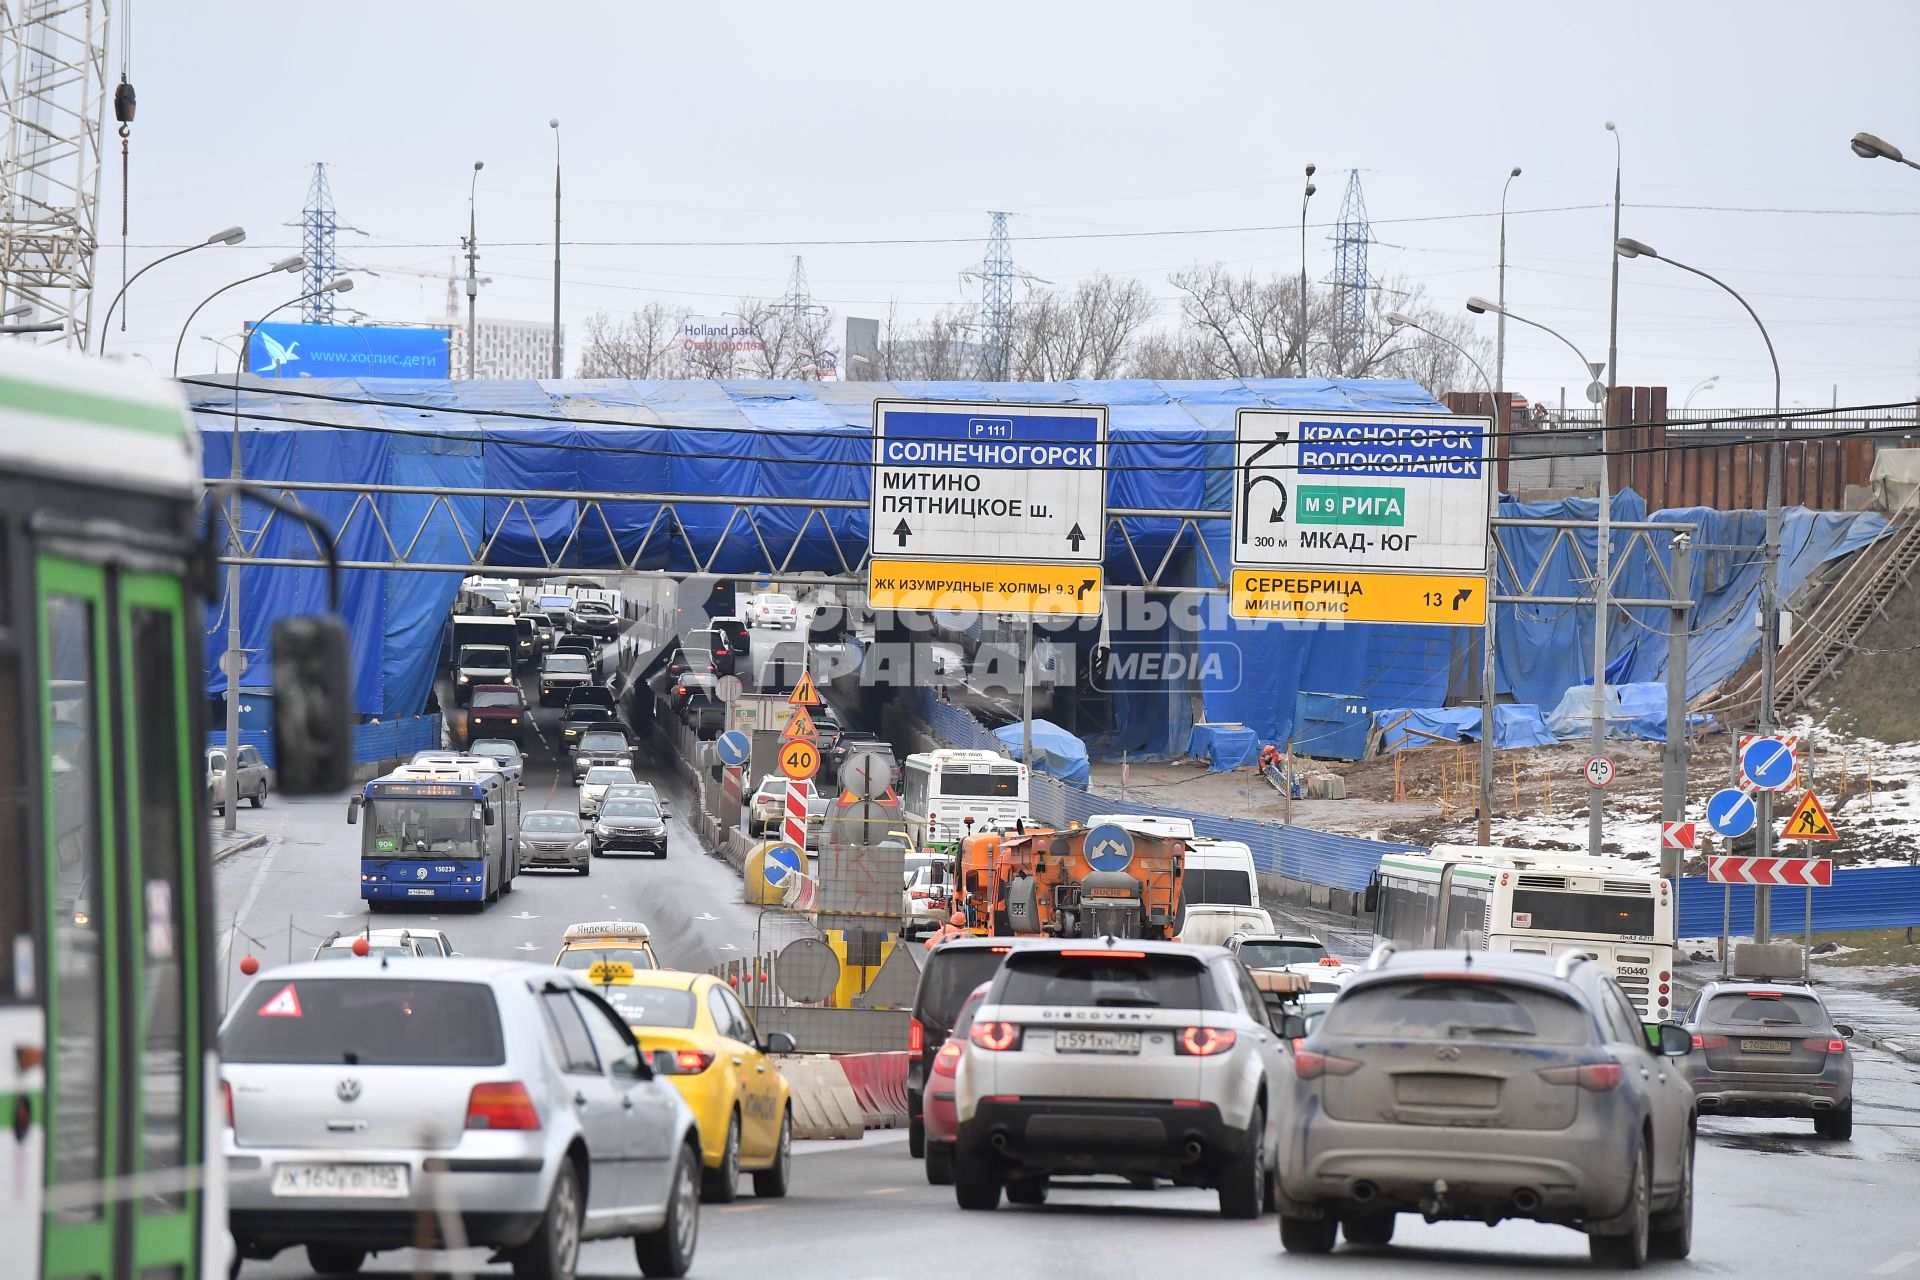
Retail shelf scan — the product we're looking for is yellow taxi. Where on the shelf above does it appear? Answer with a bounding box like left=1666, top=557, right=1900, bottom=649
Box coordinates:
left=580, top=967, right=797, bottom=1203
left=553, top=919, right=660, bottom=975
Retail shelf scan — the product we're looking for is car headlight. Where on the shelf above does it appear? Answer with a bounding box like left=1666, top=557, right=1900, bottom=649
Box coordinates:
left=573, top=838, right=590, bottom=851
left=458, top=674, right=470, bottom=683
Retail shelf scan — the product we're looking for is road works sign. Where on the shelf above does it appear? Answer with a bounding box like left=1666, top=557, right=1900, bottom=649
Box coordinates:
left=1708, top=855, right=1833, bottom=887
left=1229, top=408, right=1491, bottom=626
left=868, top=399, right=1106, bottom=617
left=1781, top=790, right=1839, bottom=842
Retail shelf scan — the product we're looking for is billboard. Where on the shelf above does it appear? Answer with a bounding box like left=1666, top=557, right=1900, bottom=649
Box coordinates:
left=247, top=323, right=450, bottom=379
left=680, top=316, right=764, bottom=356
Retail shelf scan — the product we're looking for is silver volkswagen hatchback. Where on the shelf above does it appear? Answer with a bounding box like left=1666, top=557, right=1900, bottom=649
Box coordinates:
left=223, top=958, right=702, bottom=1279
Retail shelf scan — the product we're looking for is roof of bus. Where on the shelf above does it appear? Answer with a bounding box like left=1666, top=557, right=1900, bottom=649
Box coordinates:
left=906, top=749, right=1019, bottom=767
left=0, top=344, right=200, bottom=492
left=1384, top=846, right=1663, bottom=881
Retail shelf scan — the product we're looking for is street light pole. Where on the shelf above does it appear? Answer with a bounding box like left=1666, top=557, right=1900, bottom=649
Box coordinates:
left=1851, top=131, right=1920, bottom=171
left=97, top=225, right=246, bottom=354
left=550, top=119, right=563, bottom=378
left=465, top=161, right=485, bottom=378
left=1683, top=376, right=1720, bottom=414
left=171, top=256, right=305, bottom=376
left=1496, top=167, right=1521, bottom=415
left=1592, top=120, right=1624, bottom=859
left=1300, top=164, right=1317, bottom=377
left=1616, top=235, right=1782, bottom=939
left=221, top=275, right=355, bottom=833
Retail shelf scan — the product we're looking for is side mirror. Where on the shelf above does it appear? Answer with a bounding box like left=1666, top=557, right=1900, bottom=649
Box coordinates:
left=272, top=615, right=353, bottom=795
left=1279, top=1014, right=1309, bottom=1041
left=483, top=804, right=496, bottom=828
left=1656, top=1021, right=1693, bottom=1058
left=661, top=803, right=673, bottom=818
left=1835, top=1023, right=1855, bottom=1040
left=763, top=1031, right=797, bottom=1055
left=346, top=795, right=361, bottom=826
left=1362, top=882, right=1380, bottom=913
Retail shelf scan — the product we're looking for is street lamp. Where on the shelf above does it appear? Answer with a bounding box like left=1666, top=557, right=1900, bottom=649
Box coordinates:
left=172, top=255, right=304, bottom=375
left=1683, top=376, right=1720, bottom=413
left=97, top=225, right=247, bottom=354
left=1496, top=167, right=1522, bottom=425
left=550, top=119, right=563, bottom=379
left=464, top=161, right=485, bottom=378
left=1387, top=308, right=1504, bottom=842
left=1851, top=131, right=1920, bottom=170
left=1300, top=164, right=1317, bottom=377
left=218, top=274, right=354, bottom=832
left=1616, top=234, right=1784, bottom=938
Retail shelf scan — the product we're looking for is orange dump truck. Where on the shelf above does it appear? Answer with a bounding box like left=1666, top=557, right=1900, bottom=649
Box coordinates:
left=956, top=825, right=1185, bottom=940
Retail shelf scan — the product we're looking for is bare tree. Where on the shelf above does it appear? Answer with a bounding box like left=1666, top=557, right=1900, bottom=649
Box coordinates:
left=1007, top=273, right=1157, bottom=380
left=578, top=302, right=686, bottom=379
left=872, top=301, right=980, bottom=381
left=1128, top=329, right=1215, bottom=380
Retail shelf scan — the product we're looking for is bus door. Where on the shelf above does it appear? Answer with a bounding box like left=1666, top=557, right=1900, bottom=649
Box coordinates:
left=36, top=556, right=206, bottom=1280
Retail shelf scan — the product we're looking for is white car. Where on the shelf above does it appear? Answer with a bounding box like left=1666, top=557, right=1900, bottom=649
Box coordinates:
left=1174, top=904, right=1276, bottom=947
left=578, top=764, right=639, bottom=818
left=746, top=592, right=799, bottom=629
left=949, top=939, right=1287, bottom=1217
left=749, top=777, right=788, bottom=835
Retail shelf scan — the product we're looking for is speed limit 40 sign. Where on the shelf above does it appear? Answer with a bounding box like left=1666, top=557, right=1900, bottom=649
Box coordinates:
left=778, top=738, right=821, bottom=781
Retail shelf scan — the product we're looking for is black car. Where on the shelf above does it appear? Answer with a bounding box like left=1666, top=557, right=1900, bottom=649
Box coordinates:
left=553, top=634, right=600, bottom=660
left=592, top=797, right=668, bottom=858
left=665, top=644, right=715, bottom=683
left=572, top=727, right=637, bottom=783
left=570, top=598, right=622, bottom=638
left=906, top=936, right=1018, bottom=1159
left=560, top=703, right=619, bottom=750
left=564, top=685, right=619, bottom=716
left=513, top=616, right=543, bottom=665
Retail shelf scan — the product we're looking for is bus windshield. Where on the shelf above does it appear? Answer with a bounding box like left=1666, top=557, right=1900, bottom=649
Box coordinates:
left=366, top=798, right=483, bottom=857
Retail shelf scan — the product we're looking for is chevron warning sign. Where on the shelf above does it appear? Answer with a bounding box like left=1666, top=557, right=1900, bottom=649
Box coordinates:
left=1707, top=855, right=1833, bottom=887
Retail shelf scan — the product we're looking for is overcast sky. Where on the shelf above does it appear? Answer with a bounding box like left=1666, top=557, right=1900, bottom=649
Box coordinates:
left=103, top=0, right=1919, bottom=409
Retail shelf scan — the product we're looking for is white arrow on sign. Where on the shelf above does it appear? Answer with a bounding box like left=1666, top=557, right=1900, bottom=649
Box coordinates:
left=511, top=911, right=541, bottom=920
left=692, top=912, right=719, bottom=923
left=515, top=942, right=540, bottom=952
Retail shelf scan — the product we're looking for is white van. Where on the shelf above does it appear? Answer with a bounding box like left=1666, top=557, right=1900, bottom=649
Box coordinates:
left=1183, top=836, right=1259, bottom=910
left=1175, top=903, right=1275, bottom=947
left=1086, top=813, right=1196, bottom=842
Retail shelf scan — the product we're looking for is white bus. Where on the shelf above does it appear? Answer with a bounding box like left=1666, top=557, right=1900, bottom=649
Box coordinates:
left=900, top=748, right=1029, bottom=852
left=1366, top=844, right=1678, bottom=1021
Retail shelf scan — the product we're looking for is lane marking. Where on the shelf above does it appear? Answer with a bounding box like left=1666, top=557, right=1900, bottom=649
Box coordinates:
left=693, top=913, right=719, bottom=923
left=216, top=813, right=290, bottom=968
left=718, top=1203, right=770, bottom=1213
left=867, top=1187, right=903, bottom=1196
left=1871, top=1252, right=1920, bottom=1276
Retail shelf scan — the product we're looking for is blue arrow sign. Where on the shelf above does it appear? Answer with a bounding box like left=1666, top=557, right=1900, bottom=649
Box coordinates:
left=716, top=730, right=751, bottom=768
left=1740, top=737, right=1796, bottom=791
left=1706, top=787, right=1756, bottom=839
left=763, top=843, right=804, bottom=887
left=1084, top=823, right=1135, bottom=874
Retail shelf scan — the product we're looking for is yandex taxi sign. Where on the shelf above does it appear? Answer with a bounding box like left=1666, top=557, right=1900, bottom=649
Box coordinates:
left=1230, top=408, right=1492, bottom=627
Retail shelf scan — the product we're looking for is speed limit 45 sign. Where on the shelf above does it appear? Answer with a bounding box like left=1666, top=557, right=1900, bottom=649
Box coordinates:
left=1584, top=755, right=1616, bottom=788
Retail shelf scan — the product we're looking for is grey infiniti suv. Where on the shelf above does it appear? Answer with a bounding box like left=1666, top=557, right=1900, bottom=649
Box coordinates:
left=1274, top=947, right=1698, bottom=1267
left=223, top=959, right=702, bottom=1279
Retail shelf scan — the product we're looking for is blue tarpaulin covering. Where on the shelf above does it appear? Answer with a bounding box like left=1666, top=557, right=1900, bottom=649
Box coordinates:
left=186, top=377, right=1889, bottom=735
left=1186, top=724, right=1261, bottom=771
left=992, top=718, right=1090, bottom=789
left=1372, top=704, right=1558, bottom=753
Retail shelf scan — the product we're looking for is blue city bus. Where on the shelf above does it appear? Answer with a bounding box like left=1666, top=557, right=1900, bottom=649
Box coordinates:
left=347, top=772, right=510, bottom=904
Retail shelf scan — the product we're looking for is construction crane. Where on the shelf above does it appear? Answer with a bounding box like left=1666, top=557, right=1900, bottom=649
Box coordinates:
left=358, top=257, right=490, bottom=317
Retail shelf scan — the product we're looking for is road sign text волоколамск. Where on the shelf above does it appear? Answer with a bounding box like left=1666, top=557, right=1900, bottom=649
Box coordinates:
left=1228, top=569, right=1486, bottom=625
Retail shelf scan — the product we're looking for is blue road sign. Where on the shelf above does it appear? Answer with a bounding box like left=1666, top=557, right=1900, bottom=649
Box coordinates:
left=716, top=730, right=751, bottom=768
left=1706, top=787, right=1757, bottom=839
left=763, top=843, right=804, bottom=887
left=1084, top=823, right=1135, bottom=874
left=1740, top=737, right=1796, bottom=791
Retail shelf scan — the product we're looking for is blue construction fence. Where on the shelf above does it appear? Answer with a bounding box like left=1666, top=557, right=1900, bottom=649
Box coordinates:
left=907, top=689, right=1418, bottom=891
left=207, top=714, right=444, bottom=770
left=1677, top=867, right=1920, bottom=937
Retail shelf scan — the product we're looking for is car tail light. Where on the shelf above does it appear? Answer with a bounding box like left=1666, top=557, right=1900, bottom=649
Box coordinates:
left=655, top=1049, right=716, bottom=1075
left=1692, top=1032, right=1729, bottom=1050
left=932, top=1043, right=965, bottom=1078
left=910, top=889, right=930, bottom=900
left=908, top=1017, right=926, bottom=1060
left=1292, top=1049, right=1361, bottom=1080
left=221, top=1079, right=234, bottom=1128
left=465, top=1081, right=541, bottom=1130
left=970, top=1021, right=1021, bottom=1052
left=1062, top=949, right=1146, bottom=959
left=1176, top=1026, right=1237, bottom=1057
left=1538, top=1062, right=1624, bottom=1092
left=1802, top=1037, right=1848, bottom=1054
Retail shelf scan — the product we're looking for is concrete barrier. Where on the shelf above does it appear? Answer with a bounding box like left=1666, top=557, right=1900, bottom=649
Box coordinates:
left=775, top=1054, right=865, bottom=1140
left=836, top=1051, right=910, bottom=1129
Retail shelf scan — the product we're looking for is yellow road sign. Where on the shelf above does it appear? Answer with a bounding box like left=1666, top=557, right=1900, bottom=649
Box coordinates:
left=1782, top=790, right=1839, bottom=842
left=787, top=669, right=823, bottom=707
left=1229, top=569, right=1488, bottom=626
left=868, top=558, right=1103, bottom=617
left=782, top=707, right=818, bottom=741
left=588, top=960, right=635, bottom=985
left=779, top=738, right=822, bottom=781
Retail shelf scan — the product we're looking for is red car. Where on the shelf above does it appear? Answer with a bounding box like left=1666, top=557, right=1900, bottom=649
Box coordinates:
left=923, top=981, right=993, bottom=1186
left=465, top=683, right=529, bottom=741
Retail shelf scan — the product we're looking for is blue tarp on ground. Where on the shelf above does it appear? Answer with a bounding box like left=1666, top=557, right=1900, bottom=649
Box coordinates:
left=186, top=377, right=1889, bottom=734
left=1371, top=704, right=1558, bottom=753
left=1187, top=723, right=1261, bottom=771
left=992, top=718, right=1091, bottom=789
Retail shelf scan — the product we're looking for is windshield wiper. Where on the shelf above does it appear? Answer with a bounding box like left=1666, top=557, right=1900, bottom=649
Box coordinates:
left=1094, top=996, right=1160, bottom=1008
left=1448, top=1023, right=1535, bottom=1038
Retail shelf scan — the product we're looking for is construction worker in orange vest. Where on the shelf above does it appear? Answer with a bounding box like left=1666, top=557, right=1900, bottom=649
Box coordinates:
left=924, top=910, right=967, bottom=950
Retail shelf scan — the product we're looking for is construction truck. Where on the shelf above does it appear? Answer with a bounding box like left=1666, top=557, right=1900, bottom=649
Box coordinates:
left=955, top=825, right=1186, bottom=940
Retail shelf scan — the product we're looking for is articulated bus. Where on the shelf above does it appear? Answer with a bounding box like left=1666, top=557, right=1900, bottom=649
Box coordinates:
left=900, top=748, right=1029, bottom=852
left=1366, top=844, right=1678, bottom=1021
left=349, top=767, right=517, bottom=904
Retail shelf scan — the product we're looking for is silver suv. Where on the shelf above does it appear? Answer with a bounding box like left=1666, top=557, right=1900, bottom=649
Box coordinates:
left=1274, top=947, right=1697, bottom=1266
left=1682, top=977, right=1855, bottom=1138
left=950, top=938, right=1287, bottom=1218
left=223, top=959, right=703, bottom=1279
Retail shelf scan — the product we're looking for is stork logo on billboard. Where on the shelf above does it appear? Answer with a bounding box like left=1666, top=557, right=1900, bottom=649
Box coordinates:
left=253, top=332, right=300, bottom=374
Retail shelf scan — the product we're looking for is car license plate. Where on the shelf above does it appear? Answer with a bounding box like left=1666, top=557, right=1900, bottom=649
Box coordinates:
left=1740, top=1038, right=1791, bottom=1054
left=272, top=1163, right=409, bottom=1198
left=1053, top=1029, right=1141, bottom=1055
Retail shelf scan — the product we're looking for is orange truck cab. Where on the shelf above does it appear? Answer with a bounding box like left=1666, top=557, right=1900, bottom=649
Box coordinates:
left=956, top=826, right=1185, bottom=940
